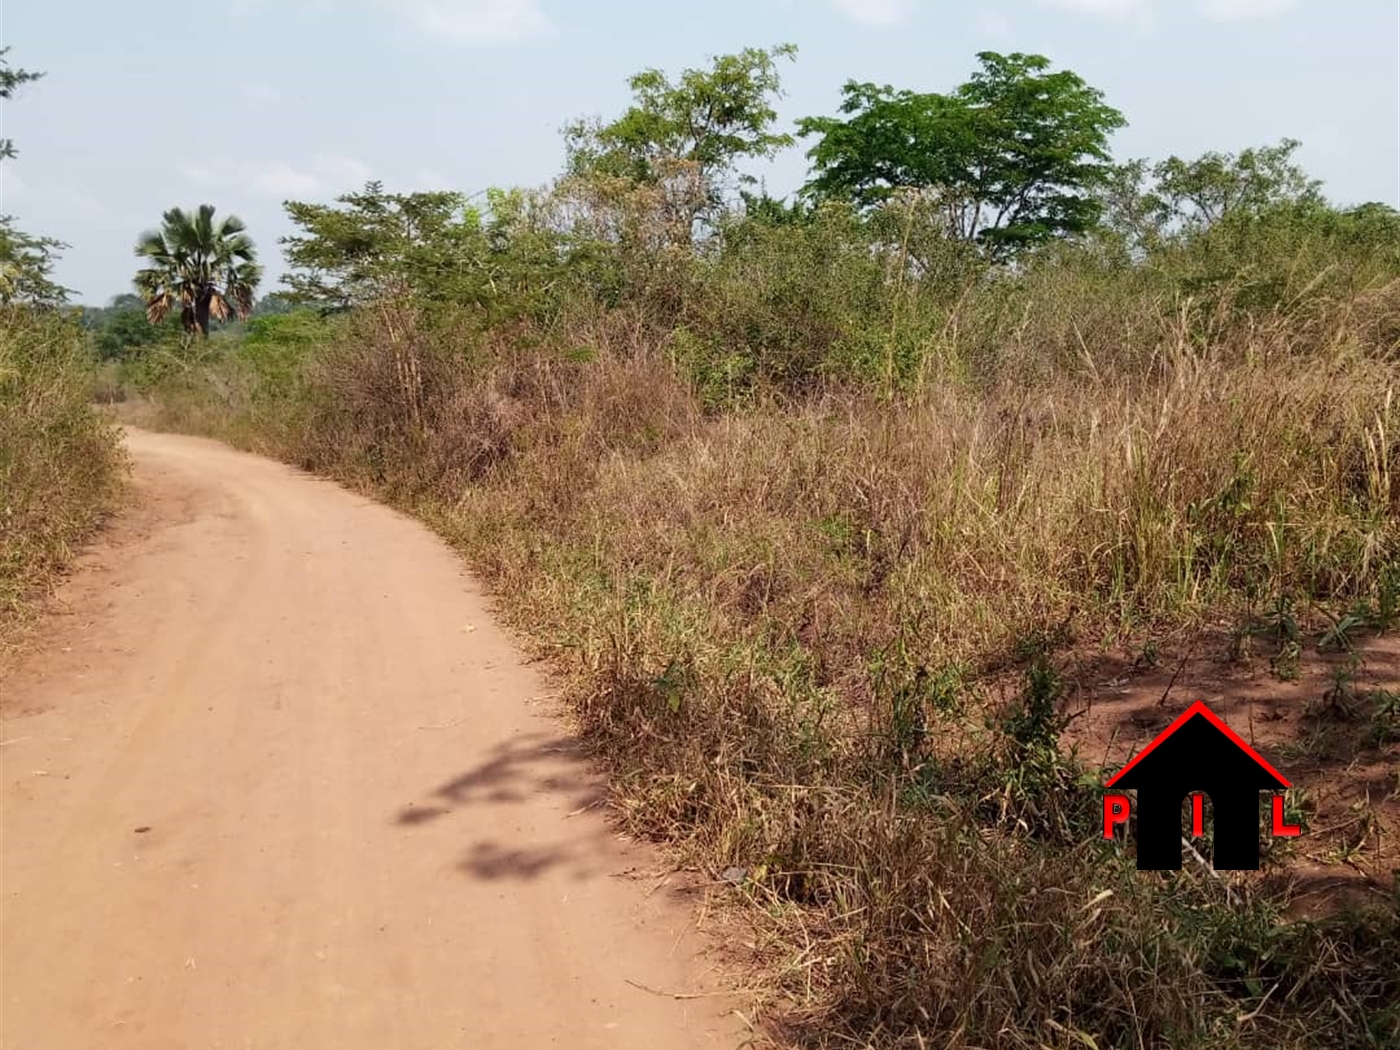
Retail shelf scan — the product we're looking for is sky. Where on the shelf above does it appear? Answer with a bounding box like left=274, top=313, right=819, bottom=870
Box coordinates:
left=2, top=0, right=1397, bottom=303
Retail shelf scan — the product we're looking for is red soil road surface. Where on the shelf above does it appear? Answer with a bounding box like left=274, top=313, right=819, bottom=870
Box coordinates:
left=1, top=429, right=737, bottom=1049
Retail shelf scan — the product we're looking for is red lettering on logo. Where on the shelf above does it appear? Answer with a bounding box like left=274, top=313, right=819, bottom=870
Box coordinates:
left=1271, top=795, right=1302, bottom=838
left=1103, top=794, right=1131, bottom=839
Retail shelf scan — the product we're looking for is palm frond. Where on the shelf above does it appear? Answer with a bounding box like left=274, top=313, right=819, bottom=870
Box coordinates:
left=222, top=233, right=257, bottom=263
left=164, top=208, right=201, bottom=255
left=229, top=276, right=258, bottom=318
left=195, top=204, right=217, bottom=248
left=135, top=230, right=171, bottom=260
left=145, top=291, right=173, bottom=325
left=208, top=291, right=231, bottom=322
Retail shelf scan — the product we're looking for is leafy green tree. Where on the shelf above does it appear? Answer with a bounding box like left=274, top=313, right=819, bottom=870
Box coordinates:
left=281, top=182, right=485, bottom=311
left=87, top=295, right=184, bottom=360
left=799, top=52, right=1126, bottom=259
left=565, top=44, right=797, bottom=240
left=0, top=221, right=71, bottom=307
left=1098, top=141, right=1328, bottom=258
left=0, top=50, right=72, bottom=307
left=1148, top=138, right=1324, bottom=231
left=78, top=294, right=145, bottom=330
left=250, top=292, right=298, bottom=317
left=281, top=182, right=565, bottom=319
left=134, top=205, right=261, bottom=338
left=736, top=190, right=813, bottom=229
left=1093, top=159, right=1163, bottom=256
left=1330, top=201, right=1400, bottom=248
left=0, top=48, right=43, bottom=161
left=94, top=309, right=169, bottom=360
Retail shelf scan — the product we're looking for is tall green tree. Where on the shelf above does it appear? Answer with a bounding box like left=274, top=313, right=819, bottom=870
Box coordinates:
left=798, top=52, right=1126, bottom=259
left=0, top=48, right=71, bottom=306
left=1148, top=138, right=1324, bottom=231
left=281, top=182, right=564, bottom=319
left=565, top=44, right=797, bottom=240
left=134, top=205, right=261, bottom=338
left=281, top=182, right=483, bottom=311
left=1097, top=141, right=1328, bottom=256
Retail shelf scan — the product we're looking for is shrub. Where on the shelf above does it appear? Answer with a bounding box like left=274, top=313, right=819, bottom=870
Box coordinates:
left=0, top=307, right=124, bottom=628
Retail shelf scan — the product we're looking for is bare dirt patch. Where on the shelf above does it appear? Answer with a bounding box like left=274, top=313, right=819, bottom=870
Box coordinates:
left=1061, top=629, right=1400, bottom=914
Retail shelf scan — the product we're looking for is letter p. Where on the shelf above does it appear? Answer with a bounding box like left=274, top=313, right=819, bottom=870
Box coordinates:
left=1103, top=794, right=1131, bottom=839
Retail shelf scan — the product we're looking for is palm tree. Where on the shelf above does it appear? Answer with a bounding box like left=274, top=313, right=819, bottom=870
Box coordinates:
left=134, top=205, right=262, bottom=338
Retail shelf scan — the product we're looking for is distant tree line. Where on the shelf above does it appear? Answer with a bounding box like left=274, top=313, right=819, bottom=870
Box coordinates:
left=7, top=42, right=1395, bottom=367
left=261, top=46, right=1390, bottom=320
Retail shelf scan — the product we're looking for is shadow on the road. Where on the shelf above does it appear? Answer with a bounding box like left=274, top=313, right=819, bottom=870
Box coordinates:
left=456, top=840, right=586, bottom=880
left=393, top=732, right=613, bottom=882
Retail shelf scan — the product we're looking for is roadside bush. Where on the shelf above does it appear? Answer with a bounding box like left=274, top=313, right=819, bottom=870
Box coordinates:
left=0, top=307, right=124, bottom=629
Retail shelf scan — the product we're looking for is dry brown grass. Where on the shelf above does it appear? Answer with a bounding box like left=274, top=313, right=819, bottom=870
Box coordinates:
left=133, top=279, right=1400, bottom=1047
left=0, top=307, right=125, bottom=641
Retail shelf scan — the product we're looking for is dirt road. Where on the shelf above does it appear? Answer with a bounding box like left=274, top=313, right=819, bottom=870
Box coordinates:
left=1, top=429, right=736, bottom=1049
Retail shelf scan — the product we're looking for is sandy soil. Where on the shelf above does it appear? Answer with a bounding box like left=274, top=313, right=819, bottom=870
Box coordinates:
left=1060, top=627, right=1400, bottom=913
left=1, top=429, right=739, bottom=1049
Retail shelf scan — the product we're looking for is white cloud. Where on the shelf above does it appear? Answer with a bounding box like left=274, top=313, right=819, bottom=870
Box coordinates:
left=1196, top=0, right=1297, bottom=20
left=1030, top=0, right=1297, bottom=22
left=252, top=162, right=323, bottom=197
left=826, top=0, right=916, bottom=24
left=386, top=0, right=553, bottom=43
left=231, top=0, right=552, bottom=44
left=175, top=155, right=372, bottom=199
left=313, top=153, right=373, bottom=186
left=1032, top=0, right=1148, bottom=18
left=1030, top=0, right=1157, bottom=31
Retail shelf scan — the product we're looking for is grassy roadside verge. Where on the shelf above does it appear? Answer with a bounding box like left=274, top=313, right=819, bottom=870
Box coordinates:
left=0, top=307, right=126, bottom=641
left=125, top=295, right=1400, bottom=1048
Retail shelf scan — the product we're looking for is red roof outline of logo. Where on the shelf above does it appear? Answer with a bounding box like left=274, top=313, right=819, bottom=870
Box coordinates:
left=1104, top=700, right=1291, bottom=789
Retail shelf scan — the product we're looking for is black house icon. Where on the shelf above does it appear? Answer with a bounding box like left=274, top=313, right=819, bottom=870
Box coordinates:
left=1106, top=701, right=1290, bottom=870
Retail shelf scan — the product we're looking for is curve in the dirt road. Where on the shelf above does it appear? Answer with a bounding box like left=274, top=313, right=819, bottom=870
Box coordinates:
left=1, top=428, right=738, bottom=1050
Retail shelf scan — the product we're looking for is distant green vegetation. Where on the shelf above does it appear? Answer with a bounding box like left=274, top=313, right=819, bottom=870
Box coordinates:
left=103, top=44, right=1400, bottom=1050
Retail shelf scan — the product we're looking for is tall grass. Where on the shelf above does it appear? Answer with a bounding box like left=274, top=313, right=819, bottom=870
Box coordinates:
left=131, top=217, right=1400, bottom=1047
left=0, top=307, right=125, bottom=632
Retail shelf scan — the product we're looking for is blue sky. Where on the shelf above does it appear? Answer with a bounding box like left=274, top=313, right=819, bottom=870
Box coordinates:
left=2, top=0, right=1397, bottom=302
